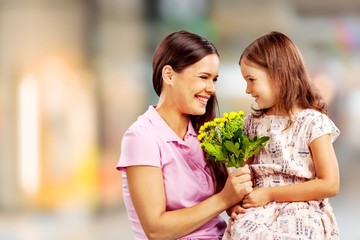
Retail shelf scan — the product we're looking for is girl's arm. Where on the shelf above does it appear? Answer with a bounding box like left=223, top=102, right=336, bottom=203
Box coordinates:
left=126, top=165, right=252, bottom=240
left=241, top=134, right=339, bottom=208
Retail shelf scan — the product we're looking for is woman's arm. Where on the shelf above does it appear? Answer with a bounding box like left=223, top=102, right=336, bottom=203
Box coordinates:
left=225, top=156, right=254, bottom=218
left=241, top=134, right=339, bottom=208
left=126, top=165, right=252, bottom=240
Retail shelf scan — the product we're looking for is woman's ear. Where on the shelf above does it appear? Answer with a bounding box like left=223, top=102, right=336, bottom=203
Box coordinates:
left=162, top=65, right=174, bottom=85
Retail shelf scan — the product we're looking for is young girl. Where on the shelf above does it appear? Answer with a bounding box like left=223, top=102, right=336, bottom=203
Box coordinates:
left=224, top=31, right=340, bottom=239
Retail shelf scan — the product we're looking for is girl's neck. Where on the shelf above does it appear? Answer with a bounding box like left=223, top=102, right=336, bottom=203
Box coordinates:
left=266, top=106, right=303, bottom=117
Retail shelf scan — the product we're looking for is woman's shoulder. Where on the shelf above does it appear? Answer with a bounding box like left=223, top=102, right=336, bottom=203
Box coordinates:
left=121, top=108, right=160, bottom=143
left=125, top=115, right=157, bottom=139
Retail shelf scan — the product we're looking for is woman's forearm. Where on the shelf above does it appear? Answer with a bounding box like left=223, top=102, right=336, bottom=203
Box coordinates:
left=129, top=166, right=252, bottom=240
left=143, top=193, right=228, bottom=240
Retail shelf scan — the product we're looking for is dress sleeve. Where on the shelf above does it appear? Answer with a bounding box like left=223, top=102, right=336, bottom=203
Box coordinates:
left=117, top=125, right=161, bottom=171
left=308, top=113, right=340, bottom=144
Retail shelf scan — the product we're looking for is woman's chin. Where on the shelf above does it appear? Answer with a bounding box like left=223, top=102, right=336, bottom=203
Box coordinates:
left=192, top=108, right=206, bottom=116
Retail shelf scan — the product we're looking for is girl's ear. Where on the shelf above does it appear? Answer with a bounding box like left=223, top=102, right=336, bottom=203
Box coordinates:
left=162, top=65, right=174, bottom=85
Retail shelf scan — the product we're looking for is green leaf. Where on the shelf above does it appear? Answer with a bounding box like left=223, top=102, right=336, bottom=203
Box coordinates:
left=244, top=136, right=270, bottom=160
left=202, top=143, right=227, bottom=160
left=233, top=129, right=243, bottom=141
left=242, top=135, right=250, bottom=148
left=224, top=140, right=241, bottom=157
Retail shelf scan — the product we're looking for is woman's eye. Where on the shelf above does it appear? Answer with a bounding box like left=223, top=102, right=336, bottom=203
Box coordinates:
left=200, top=75, right=208, bottom=79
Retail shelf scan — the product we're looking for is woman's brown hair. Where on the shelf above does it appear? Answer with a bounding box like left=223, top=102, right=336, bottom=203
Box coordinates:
left=240, top=31, right=327, bottom=121
left=152, top=30, right=227, bottom=193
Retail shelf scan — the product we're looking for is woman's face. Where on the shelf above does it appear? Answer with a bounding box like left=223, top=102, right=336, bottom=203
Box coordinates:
left=170, top=54, right=219, bottom=116
left=240, top=58, right=277, bottom=112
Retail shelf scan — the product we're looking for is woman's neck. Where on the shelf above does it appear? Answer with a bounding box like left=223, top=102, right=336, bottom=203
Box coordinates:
left=156, top=105, right=189, bottom=140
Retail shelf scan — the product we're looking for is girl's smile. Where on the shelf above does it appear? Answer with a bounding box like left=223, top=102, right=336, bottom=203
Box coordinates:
left=240, top=59, right=277, bottom=112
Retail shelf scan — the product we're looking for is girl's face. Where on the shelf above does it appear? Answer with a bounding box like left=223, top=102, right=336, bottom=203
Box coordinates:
left=170, top=54, right=219, bottom=116
left=240, top=59, right=278, bottom=113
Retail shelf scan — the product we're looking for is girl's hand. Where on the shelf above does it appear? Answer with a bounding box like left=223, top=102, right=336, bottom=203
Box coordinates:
left=242, top=187, right=271, bottom=208
left=227, top=203, right=247, bottom=221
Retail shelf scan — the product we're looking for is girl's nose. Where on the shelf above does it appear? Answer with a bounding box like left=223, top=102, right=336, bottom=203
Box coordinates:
left=245, top=85, right=251, bottom=94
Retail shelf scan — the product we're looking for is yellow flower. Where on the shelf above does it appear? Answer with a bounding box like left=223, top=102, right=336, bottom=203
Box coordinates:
left=214, top=118, right=221, bottom=124
left=229, top=111, right=237, bottom=120
left=197, top=133, right=203, bottom=141
left=197, top=110, right=270, bottom=168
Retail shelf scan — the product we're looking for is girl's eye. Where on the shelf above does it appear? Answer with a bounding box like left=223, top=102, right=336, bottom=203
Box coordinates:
left=200, top=75, right=208, bottom=79
left=213, top=77, right=218, bottom=82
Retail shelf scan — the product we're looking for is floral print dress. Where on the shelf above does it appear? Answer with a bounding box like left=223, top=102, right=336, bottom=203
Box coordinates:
left=223, top=109, right=340, bottom=240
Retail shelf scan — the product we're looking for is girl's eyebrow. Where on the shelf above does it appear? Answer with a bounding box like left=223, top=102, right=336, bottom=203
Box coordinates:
left=243, top=74, right=252, bottom=79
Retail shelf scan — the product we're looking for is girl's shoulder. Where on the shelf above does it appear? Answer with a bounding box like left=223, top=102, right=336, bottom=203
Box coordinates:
left=293, top=108, right=332, bottom=127
left=296, top=108, right=323, bottom=118
left=244, top=109, right=330, bottom=124
left=296, top=109, right=340, bottom=142
left=294, top=108, right=332, bottom=124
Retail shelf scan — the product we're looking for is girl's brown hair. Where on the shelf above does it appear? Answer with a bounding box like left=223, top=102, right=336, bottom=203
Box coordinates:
left=152, top=30, right=227, bottom=193
left=240, top=31, right=327, bottom=120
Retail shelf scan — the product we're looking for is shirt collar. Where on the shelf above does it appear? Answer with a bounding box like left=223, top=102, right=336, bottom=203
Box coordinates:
left=145, top=105, right=197, bottom=142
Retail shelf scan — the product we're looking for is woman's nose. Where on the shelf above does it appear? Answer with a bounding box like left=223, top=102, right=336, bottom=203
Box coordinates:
left=206, top=81, right=216, bottom=94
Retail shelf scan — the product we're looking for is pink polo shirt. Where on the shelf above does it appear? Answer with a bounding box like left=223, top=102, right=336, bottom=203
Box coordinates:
left=117, top=105, right=226, bottom=239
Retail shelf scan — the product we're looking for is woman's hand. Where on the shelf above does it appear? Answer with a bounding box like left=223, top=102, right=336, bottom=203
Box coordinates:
left=242, top=187, right=271, bottom=208
left=219, top=165, right=253, bottom=208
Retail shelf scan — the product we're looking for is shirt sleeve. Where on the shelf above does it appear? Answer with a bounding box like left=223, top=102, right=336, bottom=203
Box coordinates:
left=117, top=125, right=161, bottom=171
left=308, top=113, right=340, bottom=144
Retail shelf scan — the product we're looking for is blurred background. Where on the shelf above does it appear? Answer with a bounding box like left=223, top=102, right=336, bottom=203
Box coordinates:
left=1, top=0, right=359, bottom=239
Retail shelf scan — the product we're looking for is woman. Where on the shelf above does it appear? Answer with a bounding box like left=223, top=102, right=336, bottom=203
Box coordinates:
left=117, top=30, right=252, bottom=239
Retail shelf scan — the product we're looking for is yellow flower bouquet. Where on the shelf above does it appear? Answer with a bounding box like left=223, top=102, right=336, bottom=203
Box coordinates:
left=198, top=111, right=269, bottom=168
